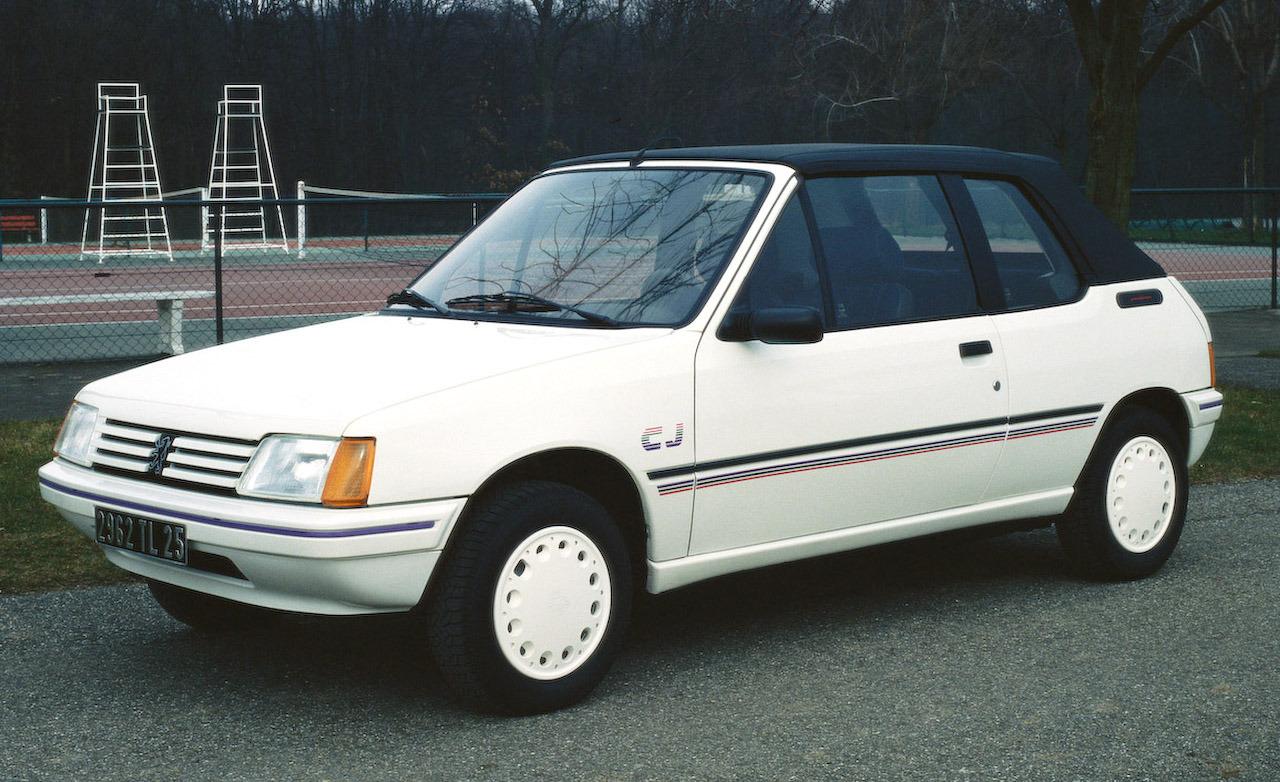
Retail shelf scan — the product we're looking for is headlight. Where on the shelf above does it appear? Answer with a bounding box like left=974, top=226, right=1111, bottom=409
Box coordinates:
left=237, top=435, right=375, bottom=507
left=54, top=401, right=99, bottom=467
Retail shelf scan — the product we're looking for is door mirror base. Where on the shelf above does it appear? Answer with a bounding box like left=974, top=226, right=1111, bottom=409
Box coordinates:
left=745, top=307, right=824, bottom=345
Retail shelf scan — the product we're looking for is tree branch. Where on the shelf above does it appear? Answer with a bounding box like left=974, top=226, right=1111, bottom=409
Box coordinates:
left=1138, top=0, right=1230, bottom=90
left=1063, top=0, right=1102, bottom=80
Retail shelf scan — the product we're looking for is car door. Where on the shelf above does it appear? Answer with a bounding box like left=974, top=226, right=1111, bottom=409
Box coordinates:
left=947, top=176, right=1107, bottom=502
left=685, top=174, right=1009, bottom=555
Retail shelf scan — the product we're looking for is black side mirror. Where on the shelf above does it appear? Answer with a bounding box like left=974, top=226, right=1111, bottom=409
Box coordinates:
left=747, top=307, right=823, bottom=345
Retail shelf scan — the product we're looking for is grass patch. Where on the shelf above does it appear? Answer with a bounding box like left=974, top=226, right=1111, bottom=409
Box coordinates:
left=0, top=419, right=131, bottom=594
left=1191, top=386, right=1280, bottom=483
left=0, top=385, right=1276, bottom=594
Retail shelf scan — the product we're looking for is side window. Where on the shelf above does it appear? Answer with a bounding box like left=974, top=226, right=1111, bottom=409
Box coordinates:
left=728, top=193, right=824, bottom=320
left=807, top=175, right=978, bottom=330
left=963, top=178, right=1081, bottom=308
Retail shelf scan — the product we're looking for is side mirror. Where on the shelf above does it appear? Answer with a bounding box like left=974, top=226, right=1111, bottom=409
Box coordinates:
left=748, top=307, right=823, bottom=345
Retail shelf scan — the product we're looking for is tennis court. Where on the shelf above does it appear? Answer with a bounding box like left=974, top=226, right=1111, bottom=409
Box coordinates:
left=0, top=192, right=1276, bottom=364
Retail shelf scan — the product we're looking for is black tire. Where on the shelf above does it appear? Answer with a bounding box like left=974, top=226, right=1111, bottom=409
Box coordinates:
left=1056, top=407, right=1188, bottom=580
left=423, top=480, right=633, bottom=715
left=147, top=579, right=280, bottom=633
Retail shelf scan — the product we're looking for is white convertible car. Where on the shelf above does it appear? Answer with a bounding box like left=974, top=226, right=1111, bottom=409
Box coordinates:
left=41, top=144, right=1222, bottom=713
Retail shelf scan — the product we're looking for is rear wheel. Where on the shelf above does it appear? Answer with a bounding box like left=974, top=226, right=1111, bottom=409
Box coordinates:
left=423, top=480, right=632, bottom=714
left=1056, top=408, right=1187, bottom=579
left=147, top=580, right=280, bottom=633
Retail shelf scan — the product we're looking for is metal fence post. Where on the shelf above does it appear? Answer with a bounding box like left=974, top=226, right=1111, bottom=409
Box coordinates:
left=296, top=180, right=307, bottom=258
left=1271, top=192, right=1278, bottom=310
left=0, top=208, right=5, bottom=264
left=214, top=203, right=225, bottom=345
left=363, top=206, right=370, bottom=252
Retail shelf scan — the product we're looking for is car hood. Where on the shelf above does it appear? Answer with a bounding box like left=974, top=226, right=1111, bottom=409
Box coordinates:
left=79, top=314, right=670, bottom=439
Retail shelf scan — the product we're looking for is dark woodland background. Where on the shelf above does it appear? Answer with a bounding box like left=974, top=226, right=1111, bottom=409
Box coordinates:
left=0, top=0, right=1275, bottom=201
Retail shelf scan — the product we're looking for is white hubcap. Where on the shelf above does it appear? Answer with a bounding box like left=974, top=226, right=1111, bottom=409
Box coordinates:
left=493, top=525, right=611, bottom=680
left=1106, top=436, right=1176, bottom=553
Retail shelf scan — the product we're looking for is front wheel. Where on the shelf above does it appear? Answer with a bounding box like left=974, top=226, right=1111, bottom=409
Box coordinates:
left=1056, top=408, right=1188, bottom=580
left=423, top=480, right=632, bottom=714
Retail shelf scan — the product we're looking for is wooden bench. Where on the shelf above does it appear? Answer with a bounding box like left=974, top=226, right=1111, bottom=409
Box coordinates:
left=0, top=213, right=37, bottom=235
left=0, top=213, right=39, bottom=262
left=0, top=290, right=215, bottom=355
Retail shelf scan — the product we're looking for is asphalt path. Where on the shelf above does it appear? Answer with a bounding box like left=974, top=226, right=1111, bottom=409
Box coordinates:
left=2, top=479, right=1278, bottom=781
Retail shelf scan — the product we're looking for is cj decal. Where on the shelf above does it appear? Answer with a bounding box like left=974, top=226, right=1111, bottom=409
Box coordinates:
left=641, top=423, right=684, bottom=451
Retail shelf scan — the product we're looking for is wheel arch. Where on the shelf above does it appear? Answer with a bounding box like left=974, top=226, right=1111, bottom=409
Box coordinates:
left=433, top=448, right=649, bottom=596
left=1108, top=387, right=1190, bottom=454
left=1074, top=387, right=1190, bottom=488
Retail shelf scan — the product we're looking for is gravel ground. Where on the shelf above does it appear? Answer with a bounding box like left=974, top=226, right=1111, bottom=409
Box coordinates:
left=2, top=479, right=1277, bottom=782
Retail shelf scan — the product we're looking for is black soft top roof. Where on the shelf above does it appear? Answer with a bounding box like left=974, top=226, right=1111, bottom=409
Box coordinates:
left=552, top=143, right=1164, bottom=284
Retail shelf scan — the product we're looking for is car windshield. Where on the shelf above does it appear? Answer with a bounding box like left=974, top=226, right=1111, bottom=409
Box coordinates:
left=401, top=168, right=770, bottom=327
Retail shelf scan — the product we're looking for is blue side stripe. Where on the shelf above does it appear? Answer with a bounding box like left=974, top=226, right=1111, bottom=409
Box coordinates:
left=693, top=430, right=1006, bottom=488
left=657, top=415, right=1100, bottom=495
left=39, top=477, right=436, bottom=538
left=1008, top=416, right=1097, bottom=436
left=1199, top=399, right=1223, bottom=410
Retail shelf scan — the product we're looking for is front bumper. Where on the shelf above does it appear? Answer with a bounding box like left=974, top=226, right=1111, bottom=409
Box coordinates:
left=1180, top=387, right=1224, bottom=467
left=39, top=459, right=466, bottom=615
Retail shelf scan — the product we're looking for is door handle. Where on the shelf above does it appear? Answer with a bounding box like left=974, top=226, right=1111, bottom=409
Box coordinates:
left=959, top=340, right=993, bottom=358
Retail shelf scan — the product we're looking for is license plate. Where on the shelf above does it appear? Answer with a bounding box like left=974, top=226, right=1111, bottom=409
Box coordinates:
left=94, top=507, right=188, bottom=565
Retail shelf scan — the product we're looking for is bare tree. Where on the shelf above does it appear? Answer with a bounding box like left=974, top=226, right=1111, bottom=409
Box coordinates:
left=1063, top=0, right=1228, bottom=224
left=1206, top=1, right=1279, bottom=189
left=513, top=0, right=597, bottom=146
left=992, top=5, right=1089, bottom=163
left=799, top=0, right=1019, bottom=144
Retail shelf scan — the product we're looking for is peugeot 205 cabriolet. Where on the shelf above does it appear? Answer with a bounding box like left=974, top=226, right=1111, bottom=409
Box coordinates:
left=41, top=144, right=1222, bottom=713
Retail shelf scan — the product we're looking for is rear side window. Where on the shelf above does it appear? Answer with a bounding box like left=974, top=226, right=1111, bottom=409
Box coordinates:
left=963, top=179, right=1081, bottom=309
left=806, top=175, right=979, bottom=330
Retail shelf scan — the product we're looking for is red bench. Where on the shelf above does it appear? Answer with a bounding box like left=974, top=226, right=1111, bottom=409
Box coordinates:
left=0, top=213, right=37, bottom=235
left=0, top=212, right=40, bottom=262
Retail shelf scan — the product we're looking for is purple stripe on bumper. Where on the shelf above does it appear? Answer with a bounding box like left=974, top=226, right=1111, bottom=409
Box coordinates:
left=39, top=477, right=436, bottom=538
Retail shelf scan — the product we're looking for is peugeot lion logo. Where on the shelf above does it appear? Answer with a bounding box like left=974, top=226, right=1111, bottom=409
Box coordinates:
left=147, top=434, right=175, bottom=476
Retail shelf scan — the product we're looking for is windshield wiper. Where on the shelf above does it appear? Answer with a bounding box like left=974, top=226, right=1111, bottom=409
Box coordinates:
left=385, top=288, right=450, bottom=316
left=446, top=291, right=619, bottom=327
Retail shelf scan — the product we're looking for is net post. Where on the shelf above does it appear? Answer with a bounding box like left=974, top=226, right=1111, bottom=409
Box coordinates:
left=296, top=180, right=307, bottom=258
left=1270, top=191, right=1277, bottom=311
left=39, top=196, right=49, bottom=244
left=214, top=203, right=225, bottom=344
left=472, top=201, right=478, bottom=226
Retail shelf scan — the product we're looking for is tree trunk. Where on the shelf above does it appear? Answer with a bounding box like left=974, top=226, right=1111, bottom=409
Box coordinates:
left=1083, top=78, right=1140, bottom=226
left=1066, top=0, right=1228, bottom=227
left=1251, top=97, right=1267, bottom=188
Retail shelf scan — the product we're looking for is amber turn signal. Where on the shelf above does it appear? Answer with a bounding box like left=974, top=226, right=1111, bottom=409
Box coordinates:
left=1207, top=341, right=1216, bottom=388
left=321, top=438, right=376, bottom=508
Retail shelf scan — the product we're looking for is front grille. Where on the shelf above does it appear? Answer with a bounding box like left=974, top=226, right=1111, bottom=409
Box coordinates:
left=91, top=419, right=258, bottom=493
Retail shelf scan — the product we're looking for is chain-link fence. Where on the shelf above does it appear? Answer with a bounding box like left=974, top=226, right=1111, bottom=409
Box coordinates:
left=1, top=187, right=1276, bottom=365
left=1130, top=187, right=1279, bottom=311
left=0, top=194, right=503, bottom=364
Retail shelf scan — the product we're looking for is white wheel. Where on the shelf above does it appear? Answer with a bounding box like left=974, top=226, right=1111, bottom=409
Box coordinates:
left=1105, top=436, right=1177, bottom=554
left=492, top=525, right=612, bottom=681
left=426, top=481, right=632, bottom=713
